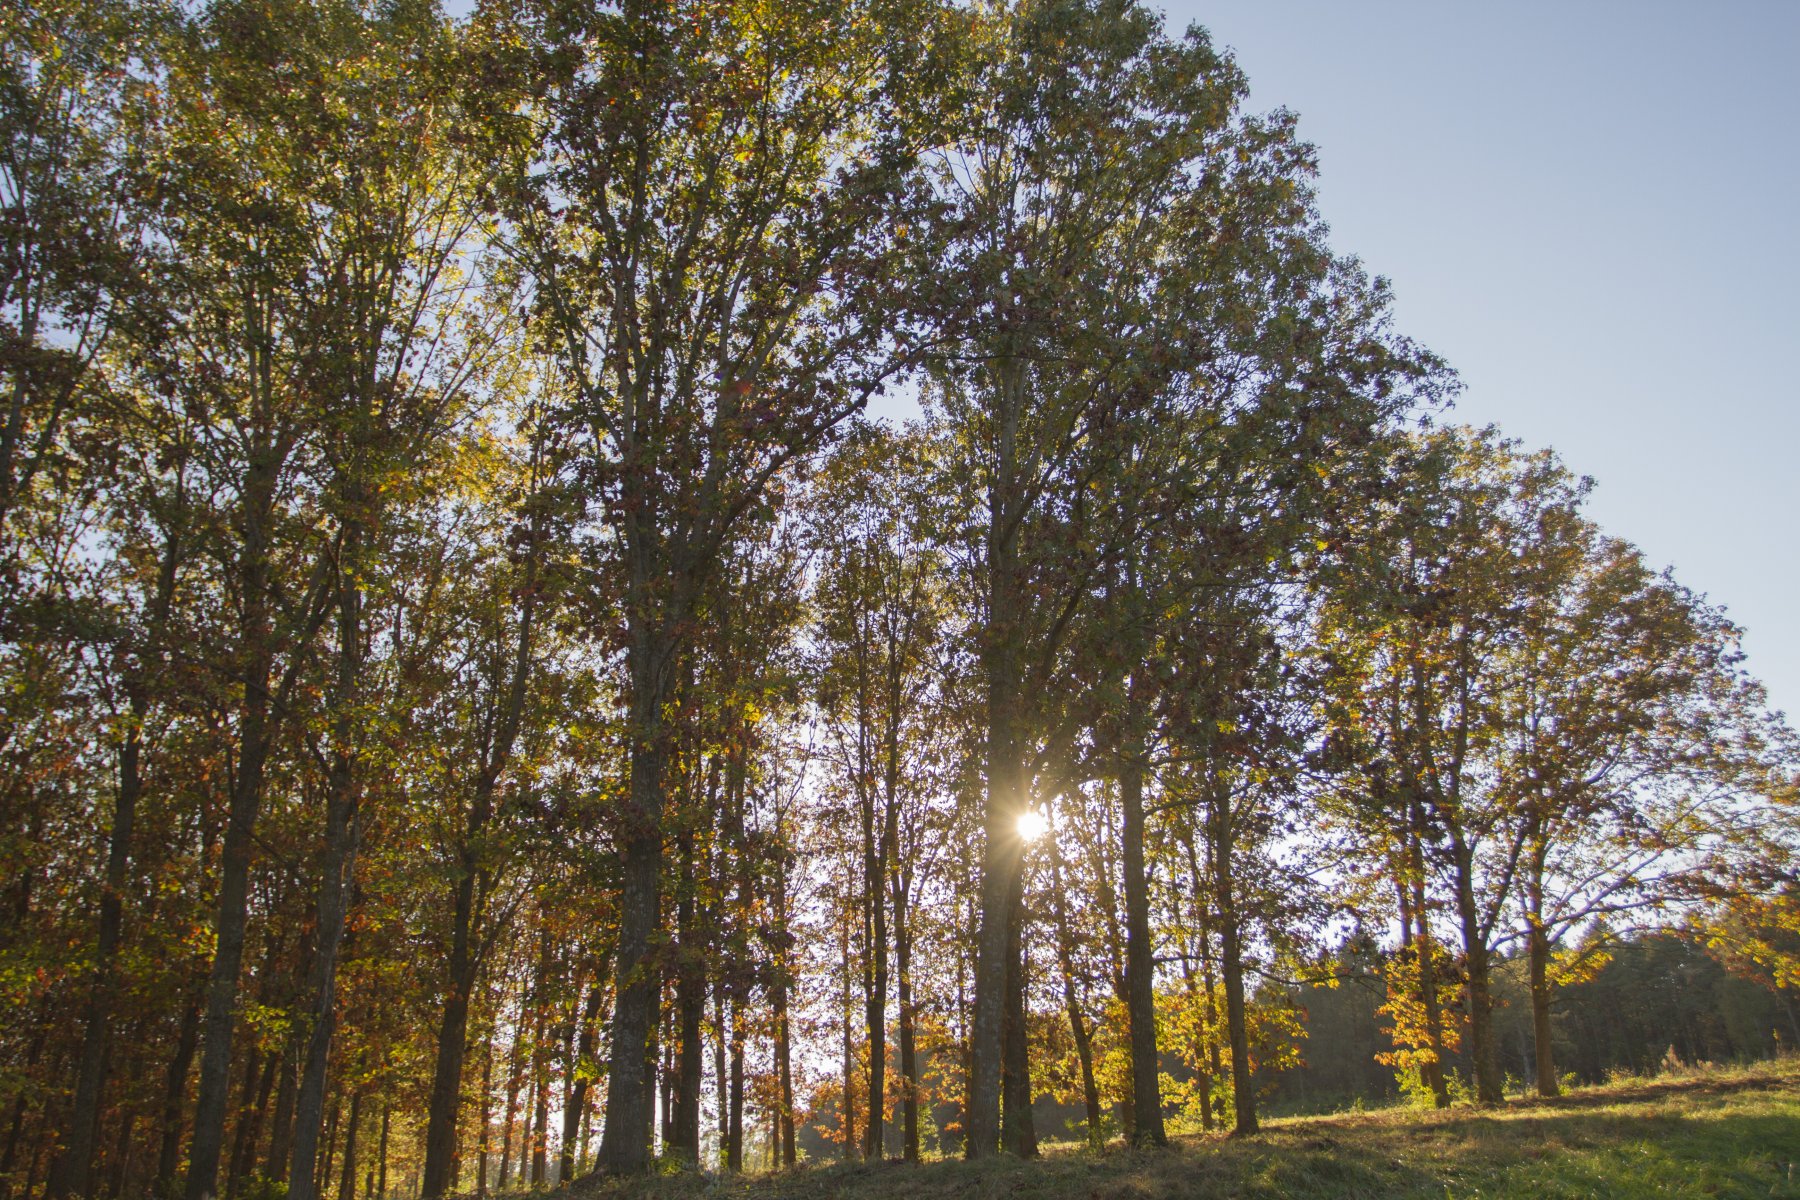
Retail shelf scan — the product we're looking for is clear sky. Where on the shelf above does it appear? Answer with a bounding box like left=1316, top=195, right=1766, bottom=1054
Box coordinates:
left=1152, top=0, right=1800, bottom=718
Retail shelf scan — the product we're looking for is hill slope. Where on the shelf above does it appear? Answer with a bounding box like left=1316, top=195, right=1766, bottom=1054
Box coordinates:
left=575, top=1062, right=1800, bottom=1200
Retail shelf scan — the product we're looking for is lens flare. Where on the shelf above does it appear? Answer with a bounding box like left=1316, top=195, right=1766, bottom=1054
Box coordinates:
left=1017, top=807, right=1049, bottom=842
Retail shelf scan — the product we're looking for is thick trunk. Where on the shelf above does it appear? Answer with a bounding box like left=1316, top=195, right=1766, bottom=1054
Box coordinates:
left=1118, top=754, right=1165, bottom=1146
left=967, top=689, right=1022, bottom=1158
left=184, top=692, right=274, bottom=1200
left=594, top=639, right=670, bottom=1175
left=1217, top=914, right=1256, bottom=1136
left=374, top=1108, right=387, bottom=1200
left=1526, top=869, right=1559, bottom=1098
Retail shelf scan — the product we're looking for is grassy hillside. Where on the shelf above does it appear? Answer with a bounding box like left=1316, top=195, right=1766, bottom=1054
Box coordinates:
left=576, top=1061, right=1800, bottom=1200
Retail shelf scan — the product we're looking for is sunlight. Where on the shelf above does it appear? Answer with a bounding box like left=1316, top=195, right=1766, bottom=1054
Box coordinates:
left=1017, top=807, right=1049, bottom=842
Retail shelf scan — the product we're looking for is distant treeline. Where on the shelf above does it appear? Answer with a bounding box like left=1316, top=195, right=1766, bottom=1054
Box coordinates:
left=1266, top=930, right=1795, bottom=1117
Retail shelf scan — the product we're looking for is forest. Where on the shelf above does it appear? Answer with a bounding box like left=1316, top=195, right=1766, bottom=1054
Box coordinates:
left=3, top=0, right=1797, bottom=1197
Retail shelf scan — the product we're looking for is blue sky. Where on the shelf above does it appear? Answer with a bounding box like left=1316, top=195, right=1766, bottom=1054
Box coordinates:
left=1156, top=1, right=1800, bottom=718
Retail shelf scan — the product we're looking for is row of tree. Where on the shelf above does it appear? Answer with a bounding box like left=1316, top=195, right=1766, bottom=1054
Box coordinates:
left=2, top=0, right=1795, bottom=1197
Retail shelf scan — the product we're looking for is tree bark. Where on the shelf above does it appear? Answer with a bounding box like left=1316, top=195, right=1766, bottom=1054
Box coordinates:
left=334, top=1093, right=360, bottom=1200
left=1119, top=752, right=1165, bottom=1145
left=1000, top=860, right=1036, bottom=1159
left=155, top=987, right=203, bottom=1195
left=1046, top=840, right=1102, bottom=1149
left=185, top=439, right=290, bottom=1200
left=290, top=538, right=366, bottom=1200
left=558, top=975, right=606, bottom=1183
left=1449, top=828, right=1504, bottom=1104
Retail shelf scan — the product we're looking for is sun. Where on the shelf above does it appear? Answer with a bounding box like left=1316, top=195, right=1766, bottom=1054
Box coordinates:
left=1017, top=807, right=1049, bottom=842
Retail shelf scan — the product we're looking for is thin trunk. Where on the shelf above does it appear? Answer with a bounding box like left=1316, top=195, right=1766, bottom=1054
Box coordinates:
left=265, top=1036, right=298, bottom=1182
left=1047, top=839, right=1102, bottom=1149
left=497, top=1001, right=524, bottom=1190
left=770, top=821, right=797, bottom=1168
left=1000, top=860, right=1036, bottom=1158
left=228, top=1047, right=277, bottom=1198
left=529, top=939, right=551, bottom=1187
left=1118, top=751, right=1165, bottom=1146
left=156, top=985, right=204, bottom=1195
left=558, top=976, right=605, bottom=1183
left=889, top=869, right=917, bottom=1164
left=374, top=1107, right=388, bottom=1200
left=1209, top=795, right=1256, bottom=1135
left=422, top=557, right=537, bottom=1196
left=726, top=1015, right=743, bottom=1174
left=670, top=825, right=704, bottom=1164
left=335, top=1094, right=360, bottom=1200
left=837, top=915, right=854, bottom=1164
left=186, top=443, right=288, bottom=1200
left=476, top=1026, right=493, bottom=1199
left=290, top=544, right=366, bottom=1200
left=1405, top=797, right=1451, bottom=1108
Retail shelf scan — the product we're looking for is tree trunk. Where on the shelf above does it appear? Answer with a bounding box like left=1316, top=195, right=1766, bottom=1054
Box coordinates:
left=47, top=700, right=142, bottom=1200
left=497, top=998, right=524, bottom=1190
left=50, top=504, right=180, bottom=1200
left=156, top=987, right=203, bottom=1195
left=1118, top=753, right=1165, bottom=1146
left=186, top=446, right=289, bottom=1200
left=558, top=976, right=606, bottom=1183
left=227, top=1047, right=277, bottom=1199
left=529, top=937, right=552, bottom=1187
left=670, top=826, right=705, bottom=1165
left=477, top=1022, right=494, bottom=1198
left=334, top=1093, right=360, bottom=1200
left=594, top=618, right=673, bottom=1176
left=1405, top=801, right=1451, bottom=1109
left=374, top=1106, right=388, bottom=1200
left=862, top=811, right=887, bottom=1163
left=1047, top=841, right=1102, bottom=1149
left=1449, top=831, right=1504, bottom=1104
left=1526, top=866, right=1559, bottom=1098
left=289, top=552, right=366, bottom=1200
left=726, top=1014, right=744, bottom=1174
left=837, top=916, right=855, bottom=1163
left=1000, top=861, right=1036, bottom=1159
left=1210, top=801, right=1257, bottom=1136
left=889, top=868, right=918, bottom=1163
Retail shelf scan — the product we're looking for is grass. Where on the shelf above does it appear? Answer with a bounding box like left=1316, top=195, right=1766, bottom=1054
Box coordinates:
left=573, top=1060, right=1800, bottom=1199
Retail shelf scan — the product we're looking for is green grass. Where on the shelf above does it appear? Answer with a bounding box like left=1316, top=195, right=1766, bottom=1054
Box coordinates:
left=573, top=1061, right=1800, bottom=1199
